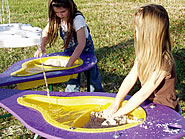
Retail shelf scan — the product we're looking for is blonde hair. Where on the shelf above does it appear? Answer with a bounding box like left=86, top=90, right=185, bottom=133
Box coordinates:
left=134, top=4, right=175, bottom=84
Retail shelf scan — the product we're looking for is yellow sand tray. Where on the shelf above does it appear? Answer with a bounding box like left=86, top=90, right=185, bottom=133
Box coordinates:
left=17, top=95, right=146, bottom=133
left=11, top=56, right=83, bottom=76
left=16, top=74, right=78, bottom=90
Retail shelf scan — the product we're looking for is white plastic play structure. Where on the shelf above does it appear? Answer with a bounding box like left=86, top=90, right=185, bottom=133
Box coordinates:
left=0, top=0, right=42, bottom=48
left=0, top=23, right=42, bottom=48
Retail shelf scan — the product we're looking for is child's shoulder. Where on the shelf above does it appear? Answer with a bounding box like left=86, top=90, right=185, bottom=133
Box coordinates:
left=74, top=11, right=85, bottom=21
left=73, top=14, right=86, bottom=29
left=74, top=14, right=85, bottom=21
left=75, top=11, right=83, bottom=16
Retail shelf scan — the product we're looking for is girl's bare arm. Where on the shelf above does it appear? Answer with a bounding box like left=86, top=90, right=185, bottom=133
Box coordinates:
left=113, top=70, right=167, bottom=117
left=103, top=62, right=138, bottom=118
left=34, top=24, right=49, bottom=57
left=66, top=27, right=86, bottom=67
left=41, top=24, right=49, bottom=51
left=114, top=62, right=138, bottom=107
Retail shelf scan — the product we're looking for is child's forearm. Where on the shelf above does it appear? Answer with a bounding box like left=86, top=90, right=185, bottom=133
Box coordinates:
left=114, top=75, right=137, bottom=108
left=114, top=63, right=138, bottom=107
left=40, top=24, right=49, bottom=52
left=40, top=36, right=48, bottom=52
left=66, top=27, right=86, bottom=67
left=115, top=90, right=147, bottom=116
left=66, top=43, right=85, bottom=67
left=114, top=70, right=167, bottom=116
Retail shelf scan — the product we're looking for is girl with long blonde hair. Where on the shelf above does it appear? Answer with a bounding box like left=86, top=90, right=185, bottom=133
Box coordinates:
left=103, top=4, right=179, bottom=120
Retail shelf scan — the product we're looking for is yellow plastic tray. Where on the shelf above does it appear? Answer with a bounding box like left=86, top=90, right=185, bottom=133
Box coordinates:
left=17, top=95, right=146, bottom=133
left=16, top=74, right=78, bottom=90
left=11, top=56, right=83, bottom=76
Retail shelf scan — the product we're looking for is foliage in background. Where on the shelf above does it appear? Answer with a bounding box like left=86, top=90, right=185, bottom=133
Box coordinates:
left=0, top=0, right=184, bottom=138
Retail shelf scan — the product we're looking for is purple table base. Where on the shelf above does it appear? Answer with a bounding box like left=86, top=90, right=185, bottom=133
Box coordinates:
left=0, top=88, right=185, bottom=139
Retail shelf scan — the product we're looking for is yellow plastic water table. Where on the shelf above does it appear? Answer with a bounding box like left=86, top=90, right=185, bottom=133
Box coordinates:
left=17, top=94, right=146, bottom=133
left=0, top=52, right=97, bottom=91
left=1, top=89, right=185, bottom=139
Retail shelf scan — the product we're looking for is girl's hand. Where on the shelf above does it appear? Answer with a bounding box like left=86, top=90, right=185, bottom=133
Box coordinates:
left=102, top=115, right=126, bottom=126
left=65, top=62, right=73, bottom=67
left=102, top=103, right=120, bottom=119
left=34, top=48, right=46, bottom=58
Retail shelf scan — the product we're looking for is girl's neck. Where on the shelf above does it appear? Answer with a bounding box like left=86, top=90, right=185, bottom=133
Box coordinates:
left=62, top=19, right=67, bottom=25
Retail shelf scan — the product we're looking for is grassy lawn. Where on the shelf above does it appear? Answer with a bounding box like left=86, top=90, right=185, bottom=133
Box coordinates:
left=0, top=0, right=184, bottom=138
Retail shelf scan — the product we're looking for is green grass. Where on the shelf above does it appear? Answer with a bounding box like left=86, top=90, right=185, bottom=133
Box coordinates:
left=0, top=0, right=185, bottom=138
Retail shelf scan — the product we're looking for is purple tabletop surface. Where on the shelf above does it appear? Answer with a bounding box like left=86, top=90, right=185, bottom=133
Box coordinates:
left=0, top=52, right=97, bottom=87
left=0, top=88, right=185, bottom=139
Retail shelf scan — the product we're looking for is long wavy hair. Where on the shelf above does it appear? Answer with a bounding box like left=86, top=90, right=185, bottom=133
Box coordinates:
left=47, top=0, right=78, bottom=48
left=134, top=4, right=175, bottom=84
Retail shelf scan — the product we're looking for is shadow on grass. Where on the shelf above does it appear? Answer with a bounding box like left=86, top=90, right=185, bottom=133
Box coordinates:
left=173, top=48, right=185, bottom=100
left=95, top=39, right=140, bottom=95
left=95, top=39, right=185, bottom=100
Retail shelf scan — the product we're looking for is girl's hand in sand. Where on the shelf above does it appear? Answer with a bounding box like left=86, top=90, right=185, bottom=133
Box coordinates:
left=102, top=103, right=120, bottom=119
